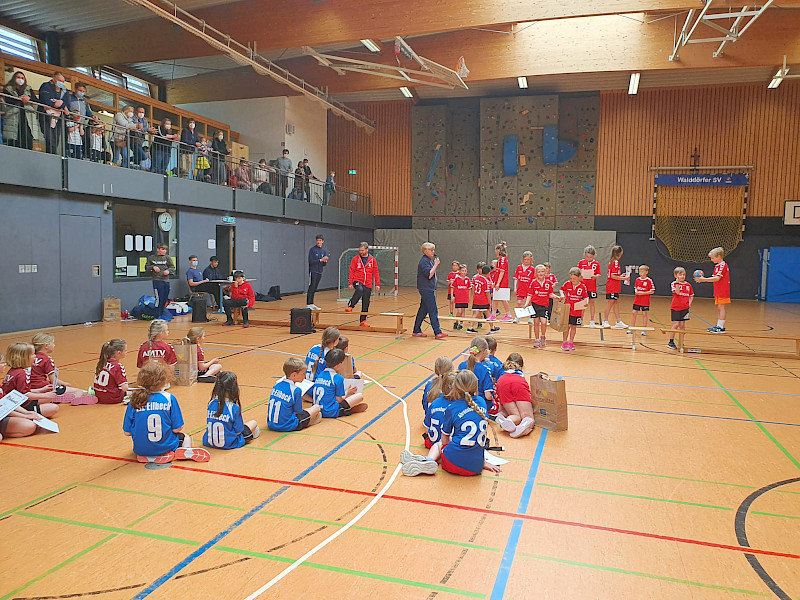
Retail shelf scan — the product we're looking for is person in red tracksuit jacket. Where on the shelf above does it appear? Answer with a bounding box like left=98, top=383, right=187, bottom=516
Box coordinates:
left=223, top=270, right=255, bottom=327
left=346, top=242, right=381, bottom=327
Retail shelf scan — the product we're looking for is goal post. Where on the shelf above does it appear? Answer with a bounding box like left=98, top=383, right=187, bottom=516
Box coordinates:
left=338, top=246, right=399, bottom=301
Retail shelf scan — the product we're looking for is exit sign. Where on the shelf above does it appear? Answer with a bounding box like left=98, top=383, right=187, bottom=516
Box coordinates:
left=221, top=216, right=236, bottom=225
left=348, top=169, right=357, bottom=175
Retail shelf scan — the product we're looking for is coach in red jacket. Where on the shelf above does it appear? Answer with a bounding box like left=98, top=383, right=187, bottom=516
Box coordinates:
left=345, top=242, right=380, bottom=326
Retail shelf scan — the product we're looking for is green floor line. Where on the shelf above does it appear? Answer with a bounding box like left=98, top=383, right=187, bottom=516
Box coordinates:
left=215, top=545, right=485, bottom=598
left=537, top=483, right=733, bottom=511
left=262, top=432, right=289, bottom=448
left=80, top=483, right=245, bottom=512
left=519, top=553, right=769, bottom=597
left=0, top=534, right=117, bottom=600
left=697, top=359, right=800, bottom=470
left=357, top=337, right=405, bottom=359
left=126, top=501, right=173, bottom=528
left=189, top=396, right=271, bottom=436
left=570, top=389, right=735, bottom=407
left=246, top=445, right=320, bottom=458
left=0, top=483, right=76, bottom=519
left=752, top=510, right=800, bottom=521
left=363, top=341, right=443, bottom=391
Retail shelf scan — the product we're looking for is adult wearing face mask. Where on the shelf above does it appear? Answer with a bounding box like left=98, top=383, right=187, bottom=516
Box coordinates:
left=3, top=71, right=39, bottom=150
left=276, top=148, right=292, bottom=197
left=152, top=118, right=179, bottom=175
left=211, top=130, right=230, bottom=184
left=67, top=83, right=95, bottom=158
left=38, top=71, right=69, bottom=155
left=131, top=107, right=150, bottom=170
left=180, top=119, right=201, bottom=178
left=185, top=254, right=220, bottom=305
left=113, top=105, right=137, bottom=167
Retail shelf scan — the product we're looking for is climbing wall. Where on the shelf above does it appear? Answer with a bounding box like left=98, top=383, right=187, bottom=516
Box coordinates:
left=479, top=96, right=559, bottom=229
left=411, top=106, right=449, bottom=229
left=443, top=101, right=481, bottom=229
left=555, top=95, right=600, bottom=230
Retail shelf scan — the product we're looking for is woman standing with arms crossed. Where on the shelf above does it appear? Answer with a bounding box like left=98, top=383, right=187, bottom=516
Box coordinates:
left=412, top=243, right=448, bottom=339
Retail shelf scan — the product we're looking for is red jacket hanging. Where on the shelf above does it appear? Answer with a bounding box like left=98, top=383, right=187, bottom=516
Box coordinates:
left=348, top=255, right=381, bottom=288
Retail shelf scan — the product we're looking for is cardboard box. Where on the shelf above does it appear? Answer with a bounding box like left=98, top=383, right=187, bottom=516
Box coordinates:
left=531, top=373, right=568, bottom=431
left=103, top=297, right=122, bottom=322
left=173, top=341, right=198, bottom=386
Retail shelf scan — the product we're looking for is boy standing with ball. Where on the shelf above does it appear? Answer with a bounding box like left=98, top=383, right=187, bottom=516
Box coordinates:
left=669, top=267, right=694, bottom=350
left=694, top=247, right=730, bottom=333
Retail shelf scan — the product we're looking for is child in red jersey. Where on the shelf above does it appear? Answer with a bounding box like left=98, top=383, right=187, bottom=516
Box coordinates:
left=30, top=332, right=93, bottom=404
left=137, top=319, right=178, bottom=368
left=694, top=247, right=730, bottom=333
left=468, top=263, right=497, bottom=334
left=559, top=267, right=589, bottom=351
left=447, top=261, right=460, bottom=316
left=490, top=241, right=513, bottom=322
left=577, top=245, right=602, bottom=327
left=93, top=339, right=129, bottom=404
left=452, top=264, right=471, bottom=330
left=513, top=251, right=535, bottom=309
left=526, top=264, right=559, bottom=348
left=186, top=326, right=222, bottom=383
left=630, top=265, right=655, bottom=333
left=668, top=267, right=694, bottom=350
left=602, top=245, right=630, bottom=329
left=544, top=262, right=558, bottom=318
left=0, top=350, right=49, bottom=442
left=2, top=342, right=59, bottom=418
left=224, top=270, right=256, bottom=327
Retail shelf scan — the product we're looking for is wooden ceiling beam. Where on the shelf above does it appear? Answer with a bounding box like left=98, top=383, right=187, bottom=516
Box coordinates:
left=68, top=0, right=719, bottom=66
left=166, top=10, right=800, bottom=103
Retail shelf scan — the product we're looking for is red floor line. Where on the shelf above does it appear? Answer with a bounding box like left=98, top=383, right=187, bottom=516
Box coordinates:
left=58, top=358, right=99, bottom=368
left=6, top=441, right=799, bottom=561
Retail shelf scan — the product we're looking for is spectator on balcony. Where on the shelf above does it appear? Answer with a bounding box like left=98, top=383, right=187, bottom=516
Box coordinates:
left=66, top=113, right=84, bottom=159
left=67, top=82, right=96, bottom=157
left=254, top=158, right=271, bottom=194
left=236, top=159, right=252, bottom=190
left=180, top=119, right=201, bottom=178
left=131, top=107, right=150, bottom=170
left=302, top=158, right=316, bottom=203
left=211, top=130, right=230, bottom=184
left=324, top=170, right=336, bottom=206
left=113, top=106, right=137, bottom=167
left=38, top=71, right=69, bottom=155
left=89, top=122, right=105, bottom=163
left=196, top=136, right=212, bottom=182
left=3, top=71, right=38, bottom=150
left=276, top=148, right=292, bottom=196
left=152, top=118, right=179, bottom=175
left=293, top=164, right=307, bottom=201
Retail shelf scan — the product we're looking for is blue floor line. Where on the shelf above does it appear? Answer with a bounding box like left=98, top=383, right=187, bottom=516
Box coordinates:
left=689, top=311, right=714, bottom=327
left=489, top=429, right=548, bottom=600
left=567, top=375, right=800, bottom=398
left=132, top=348, right=465, bottom=599
left=571, top=403, right=800, bottom=427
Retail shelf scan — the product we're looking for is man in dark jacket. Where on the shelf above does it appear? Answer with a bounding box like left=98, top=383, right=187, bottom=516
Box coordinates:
left=146, top=243, right=176, bottom=320
left=38, top=71, right=69, bottom=155
left=179, top=119, right=201, bottom=178
left=306, top=234, right=329, bottom=309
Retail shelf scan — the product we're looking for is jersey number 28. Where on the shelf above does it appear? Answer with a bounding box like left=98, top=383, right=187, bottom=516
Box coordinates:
left=459, top=420, right=487, bottom=447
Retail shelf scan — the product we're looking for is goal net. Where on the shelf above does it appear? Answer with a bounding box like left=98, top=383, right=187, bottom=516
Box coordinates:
left=338, top=246, right=399, bottom=301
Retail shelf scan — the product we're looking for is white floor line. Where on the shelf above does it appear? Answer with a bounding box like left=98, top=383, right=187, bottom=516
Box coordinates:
left=241, top=373, right=411, bottom=600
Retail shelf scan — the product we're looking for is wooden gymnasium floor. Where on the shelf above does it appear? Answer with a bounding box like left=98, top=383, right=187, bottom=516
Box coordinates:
left=1, top=288, right=799, bottom=600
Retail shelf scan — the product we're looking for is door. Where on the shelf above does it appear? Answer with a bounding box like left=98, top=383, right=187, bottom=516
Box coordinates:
left=216, top=225, right=235, bottom=276
left=60, top=215, right=103, bottom=325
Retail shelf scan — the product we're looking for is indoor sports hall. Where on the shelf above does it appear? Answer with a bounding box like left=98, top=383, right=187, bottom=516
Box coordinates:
left=0, top=2, right=799, bottom=599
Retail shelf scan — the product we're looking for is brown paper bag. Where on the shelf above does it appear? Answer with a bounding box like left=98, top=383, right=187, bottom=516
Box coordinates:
left=173, top=341, right=198, bottom=386
left=549, top=297, right=570, bottom=333
left=103, top=297, right=121, bottom=322
left=531, top=372, right=568, bottom=431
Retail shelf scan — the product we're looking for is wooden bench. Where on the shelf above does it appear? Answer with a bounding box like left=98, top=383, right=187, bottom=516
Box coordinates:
left=437, top=315, right=535, bottom=339
left=658, top=328, right=800, bottom=359
left=576, top=324, right=656, bottom=350
left=310, top=309, right=406, bottom=335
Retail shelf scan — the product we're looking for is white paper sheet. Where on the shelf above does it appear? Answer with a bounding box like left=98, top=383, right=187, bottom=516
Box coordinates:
left=493, top=288, right=510, bottom=301
left=144, top=236, right=153, bottom=252
left=124, top=234, right=134, bottom=251
left=514, top=306, right=535, bottom=319
left=296, top=379, right=314, bottom=396
left=343, top=378, right=364, bottom=394
left=484, top=451, right=509, bottom=466
left=575, top=298, right=589, bottom=310
left=135, top=235, right=144, bottom=251
left=34, top=415, right=60, bottom=433
left=580, top=269, right=595, bottom=279
left=0, top=390, right=27, bottom=419
left=115, top=257, right=127, bottom=268
left=126, top=266, right=138, bottom=277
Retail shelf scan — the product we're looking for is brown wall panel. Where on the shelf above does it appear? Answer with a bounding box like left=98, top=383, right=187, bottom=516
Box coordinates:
left=597, top=82, right=800, bottom=217
left=327, top=101, right=411, bottom=216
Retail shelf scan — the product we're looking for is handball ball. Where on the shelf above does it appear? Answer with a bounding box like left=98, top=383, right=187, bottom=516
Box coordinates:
left=693, top=269, right=704, bottom=279
left=55, top=384, right=67, bottom=395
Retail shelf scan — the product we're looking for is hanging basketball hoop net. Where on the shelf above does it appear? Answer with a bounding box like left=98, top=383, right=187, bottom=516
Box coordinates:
left=456, top=56, right=470, bottom=79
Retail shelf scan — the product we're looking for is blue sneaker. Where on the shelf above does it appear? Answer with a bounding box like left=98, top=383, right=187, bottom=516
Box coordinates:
left=707, top=326, right=725, bottom=333
left=160, top=311, right=174, bottom=322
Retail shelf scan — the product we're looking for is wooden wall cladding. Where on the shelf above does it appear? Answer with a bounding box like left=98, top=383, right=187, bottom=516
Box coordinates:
left=327, top=101, right=411, bottom=216
left=597, top=82, right=800, bottom=217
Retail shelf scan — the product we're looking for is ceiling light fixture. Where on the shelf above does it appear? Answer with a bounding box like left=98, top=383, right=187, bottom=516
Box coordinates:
left=400, top=86, right=413, bottom=98
left=628, top=72, right=641, bottom=95
left=360, top=39, right=381, bottom=53
left=768, top=56, right=789, bottom=89
left=517, top=76, right=528, bottom=89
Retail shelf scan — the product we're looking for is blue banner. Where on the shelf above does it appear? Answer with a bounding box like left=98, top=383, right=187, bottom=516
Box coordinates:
left=655, top=173, right=749, bottom=186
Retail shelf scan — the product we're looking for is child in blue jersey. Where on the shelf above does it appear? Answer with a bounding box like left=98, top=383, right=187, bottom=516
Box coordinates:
left=484, top=336, right=505, bottom=384
left=421, top=356, right=454, bottom=437
left=312, top=349, right=367, bottom=418
left=122, top=361, right=210, bottom=464
left=425, top=371, right=455, bottom=451
left=203, top=372, right=260, bottom=449
left=457, top=337, right=494, bottom=412
left=335, top=336, right=362, bottom=379
left=305, top=327, right=340, bottom=381
left=401, top=370, right=501, bottom=477
left=267, top=357, right=322, bottom=432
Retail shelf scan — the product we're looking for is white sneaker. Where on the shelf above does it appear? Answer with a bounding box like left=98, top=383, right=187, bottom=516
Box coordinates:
left=400, top=449, right=429, bottom=464
left=641, top=331, right=647, bottom=336
left=510, top=417, right=535, bottom=438
left=589, top=321, right=597, bottom=328
left=613, top=321, right=628, bottom=329
left=251, top=425, right=261, bottom=440
left=401, top=458, right=439, bottom=476
left=494, top=414, right=516, bottom=433
left=601, top=320, right=610, bottom=328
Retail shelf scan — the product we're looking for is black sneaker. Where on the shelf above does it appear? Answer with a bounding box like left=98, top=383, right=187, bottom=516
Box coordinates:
left=466, top=328, right=477, bottom=334
left=707, top=326, right=726, bottom=333
left=667, top=341, right=677, bottom=350
left=490, top=326, right=500, bottom=332
left=197, top=374, right=217, bottom=383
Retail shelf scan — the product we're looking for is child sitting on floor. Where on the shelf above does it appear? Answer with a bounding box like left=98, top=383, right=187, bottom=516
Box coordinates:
left=267, top=357, right=323, bottom=432
left=2, top=343, right=58, bottom=418
left=137, top=319, right=177, bottom=368
left=185, top=326, right=222, bottom=383
left=31, top=332, right=94, bottom=404
left=422, top=356, right=454, bottom=433
left=457, top=337, right=494, bottom=412
left=312, top=349, right=367, bottom=418
left=203, top=371, right=260, bottom=449
left=493, top=353, right=536, bottom=438
left=93, top=339, right=129, bottom=405
left=305, top=326, right=340, bottom=381
left=0, top=351, right=46, bottom=442
left=335, top=336, right=362, bottom=379
left=123, top=361, right=210, bottom=464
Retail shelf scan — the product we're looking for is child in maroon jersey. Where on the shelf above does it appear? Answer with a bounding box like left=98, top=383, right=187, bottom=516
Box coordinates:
left=1, top=342, right=59, bottom=417
left=0, top=350, right=46, bottom=442
left=30, top=332, right=94, bottom=404
left=137, top=319, right=177, bottom=368
left=93, top=339, right=129, bottom=404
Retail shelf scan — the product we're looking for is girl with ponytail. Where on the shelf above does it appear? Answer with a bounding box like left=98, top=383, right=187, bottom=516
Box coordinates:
left=93, top=339, right=129, bottom=404
left=401, top=370, right=501, bottom=477
left=457, top=337, right=495, bottom=412
left=305, top=326, right=340, bottom=381
left=422, top=360, right=454, bottom=448
left=489, top=241, right=513, bottom=322
left=493, top=353, right=535, bottom=438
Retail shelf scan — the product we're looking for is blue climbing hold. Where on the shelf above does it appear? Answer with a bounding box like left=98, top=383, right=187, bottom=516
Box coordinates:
left=542, top=125, right=577, bottom=165
left=542, top=182, right=553, bottom=188
left=503, top=135, right=518, bottom=177
left=500, top=206, right=508, bottom=215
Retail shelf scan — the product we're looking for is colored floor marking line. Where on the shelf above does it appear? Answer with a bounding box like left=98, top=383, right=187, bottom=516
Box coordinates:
left=132, top=344, right=450, bottom=599
left=489, top=429, right=548, bottom=600
left=0, top=534, right=117, bottom=600
left=8, top=442, right=800, bottom=560
left=261, top=432, right=289, bottom=448
left=126, top=501, right=173, bottom=528
left=189, top=397, right=271, bottom=436
left=569, top=403, right=800, bottom=428
left=569, top=375, right=800, bottom=397
left=697, top=359, right=800, bottom=470
left=537, top=483, right=734, bottom=511
left=571, top=389, right=735, bottom=407
left=0, top=483, right=76, bottom=519
left=363, top=341, right=443, bottom=391
left=519, top=553, right=769, bottom=597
